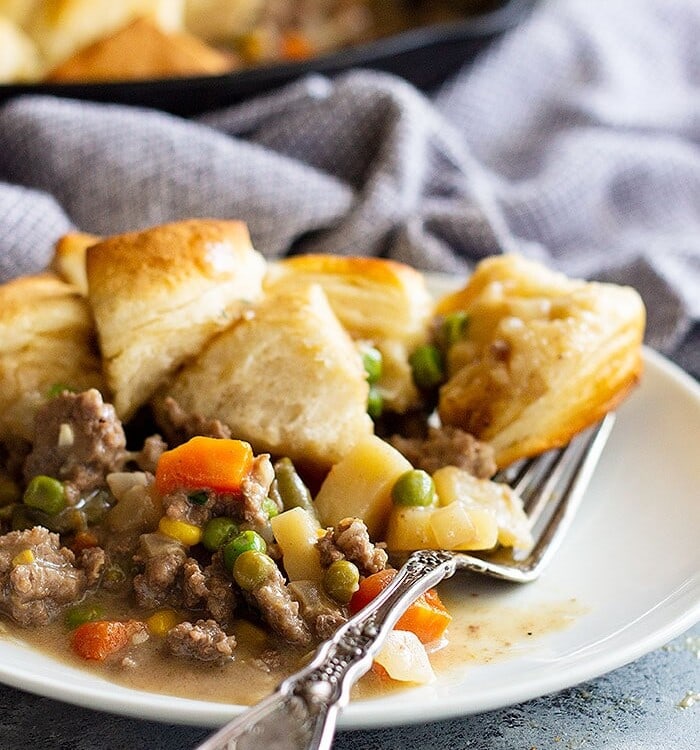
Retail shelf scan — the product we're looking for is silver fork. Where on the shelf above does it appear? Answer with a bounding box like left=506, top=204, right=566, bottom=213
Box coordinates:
left=195, top=414, right=616, bottom=750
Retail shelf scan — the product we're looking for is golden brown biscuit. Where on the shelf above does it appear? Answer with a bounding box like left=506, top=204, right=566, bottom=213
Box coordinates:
left=47, top=16, right=235, bottom=82
left=86, top=219, right=267, bottom=421
left=265, top=255, right=434, bottom=413
left=0, top=1, right=41, bottom=27
left=436, top=254, right=646, bottom=467
left=0, top=273, right=106, bottom=442
left=50, top=231, right=100, bottom=294
left=163, top=283, right=373, bottom=472
left=184, top=0, right=264, bottom=44
left=0, top=15, right=42, bottom=82
left=27, top=0, right=184, bottom=66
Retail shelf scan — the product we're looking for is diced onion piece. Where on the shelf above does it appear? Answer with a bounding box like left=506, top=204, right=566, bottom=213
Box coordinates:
left=57, top=423, right=74, bottom=447
left=107, top=471, right=149, bottom=501
left=374, top=630, right=435, bottom=684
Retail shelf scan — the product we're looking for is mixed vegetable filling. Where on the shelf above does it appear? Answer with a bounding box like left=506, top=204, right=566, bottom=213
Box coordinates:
left=0, top=301, right=536, bottom=688
left=0, top=388, right=474, bottom=684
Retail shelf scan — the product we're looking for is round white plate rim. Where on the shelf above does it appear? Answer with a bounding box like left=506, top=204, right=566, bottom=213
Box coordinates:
left=0, top=333, right=697, bottom=729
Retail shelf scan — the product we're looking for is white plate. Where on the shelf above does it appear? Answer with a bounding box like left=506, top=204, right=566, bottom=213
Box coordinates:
left=0, top=279, right=698, bottom=729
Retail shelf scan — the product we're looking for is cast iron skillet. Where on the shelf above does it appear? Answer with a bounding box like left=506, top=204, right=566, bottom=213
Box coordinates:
left=0, top=0, right=534, bottom=117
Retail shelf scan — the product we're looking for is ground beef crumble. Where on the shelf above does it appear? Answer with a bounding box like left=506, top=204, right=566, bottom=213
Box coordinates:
left=389, top=425, right=497, bottom=478
left=317, top=517, right=388, bottom=576
left=166, top=619, right=237, bottom=662
left=23, top=389, right=127, bottom=502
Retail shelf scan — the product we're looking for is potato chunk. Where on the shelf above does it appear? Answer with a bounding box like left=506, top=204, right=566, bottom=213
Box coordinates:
left=270, top=507, right=323, bottom=583
left=314, top=435, right=411, bottom=539
left=433, top=466, right=532, bottom=552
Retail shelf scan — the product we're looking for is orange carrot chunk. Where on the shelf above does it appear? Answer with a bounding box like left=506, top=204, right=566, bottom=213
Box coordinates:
left=349, top=569, right=452, bottom=644
left=155, top=436, right=254, bottom=496
left=71, top=619, right=145, bottom=661
left=280, top=31, right=314, bottom=61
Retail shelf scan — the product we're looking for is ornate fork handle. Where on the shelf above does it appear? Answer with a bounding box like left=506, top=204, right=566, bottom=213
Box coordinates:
left=195, top=550, right=458, bottom=750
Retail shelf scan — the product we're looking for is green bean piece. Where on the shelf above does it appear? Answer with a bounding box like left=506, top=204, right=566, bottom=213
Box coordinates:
left=187, top=490, right=209, bottom=506
left=323, top=560, right=360, bottom=604
left=273, top=458, right=315, bottom=514
left=367, top=385, right=383, bottom=420
left=262, top=497, right=280, bottom=519
left=391, top=469, right=436, bottom=507
left=361, top=345, right=383, bottom=385
left=202, top=517, right=239, bottom=552
left=409, top=344, right=445, bottom=390
left=23, top=475, right=66, bottom=515
left=65, top=602, right=104, bottom=630
left=442, top=311, right=470, bottom=348
left=223, top=530, right=267, bottom=572
left=232, top=550, right=276, bottom=591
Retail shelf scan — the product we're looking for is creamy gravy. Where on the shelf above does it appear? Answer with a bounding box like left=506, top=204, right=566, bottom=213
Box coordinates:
left=2, top=578, right=587, bottom=706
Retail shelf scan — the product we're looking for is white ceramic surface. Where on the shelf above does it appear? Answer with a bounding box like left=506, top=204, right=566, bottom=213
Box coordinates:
left=0, top=277, right=698, bottom=730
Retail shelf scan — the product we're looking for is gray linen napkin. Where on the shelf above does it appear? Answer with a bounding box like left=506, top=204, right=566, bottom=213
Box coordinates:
left=0, top=0, right=698, bottom=375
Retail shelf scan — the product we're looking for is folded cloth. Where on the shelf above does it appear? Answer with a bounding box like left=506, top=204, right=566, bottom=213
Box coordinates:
left=0, top=0, right=698, bottom=376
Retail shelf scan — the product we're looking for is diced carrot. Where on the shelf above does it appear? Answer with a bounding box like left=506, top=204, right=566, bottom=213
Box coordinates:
left=348, top=568, right=396, bottom=613
left=280, top=30, right=314, bottom=61
left=71, top=531, right=99, bottom=554
left=349, top=569, right=452, bottom=644
left=371, top=661, right=391, bottom=679
left=71, top=620, right=145, bottom=661
left=155, top=436, right=254, bottom=496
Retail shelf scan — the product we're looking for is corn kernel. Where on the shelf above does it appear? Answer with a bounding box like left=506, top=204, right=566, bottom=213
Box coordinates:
left=158, top=516, right=203, bottom=547
left=146, top=608, right=180, bottom=637
left=12, top=549, right=35, bottom=566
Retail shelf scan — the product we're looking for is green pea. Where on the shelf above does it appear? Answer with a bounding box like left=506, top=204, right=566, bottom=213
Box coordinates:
left=391, top=469, right=436, bottom=507
left=23, top=476, right=66, bottom=515
left=361, top=346, right=383, bottom=385
left=367, top=386, right=383, bottom=420
left=409, top=344, right=445, bottom=390
left=65, top=601, right=104, bottom=630
left=202, top=517, right=239, bottom=552
left=442, top=311, right=470, bottom=348
left=323, top=560, right=360, bottom=604
left=273, top=458, right=315, bottom=515
left=232, top=550, right=276, bottom=591
left=262, top=497, right=279, bottom=519
left=223, top=530, right=267, bottom=572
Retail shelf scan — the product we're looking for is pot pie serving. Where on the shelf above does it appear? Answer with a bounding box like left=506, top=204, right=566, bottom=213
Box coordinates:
left=0, top=218, right=645, bottom=694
